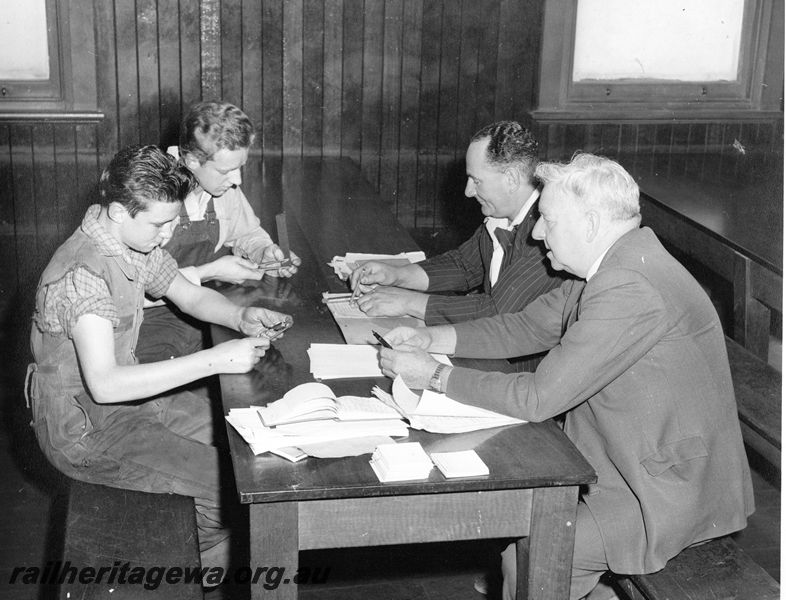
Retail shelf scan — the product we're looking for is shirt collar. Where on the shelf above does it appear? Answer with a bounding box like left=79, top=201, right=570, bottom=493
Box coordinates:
left=485, top=188, right=540, bottom=236
left=81, top=204, right=147, bottom=279
left=586, top=243, right=615, bottom=281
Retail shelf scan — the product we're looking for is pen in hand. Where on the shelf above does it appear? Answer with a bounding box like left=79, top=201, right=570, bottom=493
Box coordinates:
left=350, top=266, right=367, bottom=305
left=372, top=330, right=392, bottom=349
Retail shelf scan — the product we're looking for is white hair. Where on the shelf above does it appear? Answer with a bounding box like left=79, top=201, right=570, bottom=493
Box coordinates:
left=535, top=153, right=640, bottom=222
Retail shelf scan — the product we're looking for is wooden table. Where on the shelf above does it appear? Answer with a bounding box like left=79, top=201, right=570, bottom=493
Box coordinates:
left=619, top=154, right=783, bottom=361
left=213, top=156, right=596, bottom=599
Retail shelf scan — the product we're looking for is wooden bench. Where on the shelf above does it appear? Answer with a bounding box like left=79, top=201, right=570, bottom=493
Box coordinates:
left=59, top=480, right=203, bottom=599
left=725, top=336, right=781, bottom=471
left=617, top=536, right=780, bottom=600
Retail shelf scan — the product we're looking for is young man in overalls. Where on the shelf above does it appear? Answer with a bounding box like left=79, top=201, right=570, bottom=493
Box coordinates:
left=27, top=145, right=292, bottom=581
left=136, top=101, right=301, bottom=363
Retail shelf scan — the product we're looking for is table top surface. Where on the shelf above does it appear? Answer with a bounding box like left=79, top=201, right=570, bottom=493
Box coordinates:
left=214, top=156, right=596, bottom=504
left=619, top=153, right=783, bottom=273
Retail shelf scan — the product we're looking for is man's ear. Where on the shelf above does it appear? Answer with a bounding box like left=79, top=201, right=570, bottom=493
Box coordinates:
left=504, top=167, right=521, bottom=191
left=182, top=153, right=201, bottom=172
left=107, top=202, right=127, bottom=224
left=586, top=210, right=600, bottom=242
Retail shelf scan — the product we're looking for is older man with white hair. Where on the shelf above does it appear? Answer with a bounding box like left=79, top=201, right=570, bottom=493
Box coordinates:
left=379, top=153, right=754, bottom=599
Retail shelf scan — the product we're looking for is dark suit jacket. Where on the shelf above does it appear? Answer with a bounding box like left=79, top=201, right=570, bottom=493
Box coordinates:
left=445, top=227, right=754, bottom=574
left=419, top=205, right=562, bottom=325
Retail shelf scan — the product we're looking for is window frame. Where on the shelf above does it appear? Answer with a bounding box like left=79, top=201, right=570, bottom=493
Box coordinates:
left=0, top=0, right=70, bottom=109
left=532, top=0, right=780, bottom=122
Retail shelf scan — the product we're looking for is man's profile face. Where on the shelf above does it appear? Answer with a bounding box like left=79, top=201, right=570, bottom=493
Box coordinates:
left=464, top=138, right=521, bottom=222
left=532, top=185, right=587, bottom=277
left=119, top=200, right=181, bottom=254
left=186, top=147, right=248, bottom=197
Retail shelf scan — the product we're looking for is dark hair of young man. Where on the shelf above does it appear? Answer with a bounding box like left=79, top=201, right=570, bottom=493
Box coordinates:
left=98, top=145, right=193, bottom=217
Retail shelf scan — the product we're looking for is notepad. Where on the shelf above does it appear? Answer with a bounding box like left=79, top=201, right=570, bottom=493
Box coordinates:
left=369, top=442, right=434, bottom=482
left=430, top=450, right=489, bottom=478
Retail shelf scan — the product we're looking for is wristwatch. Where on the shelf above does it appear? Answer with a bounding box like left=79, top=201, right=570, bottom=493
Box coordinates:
left=429, top=363, right=449, bottom=393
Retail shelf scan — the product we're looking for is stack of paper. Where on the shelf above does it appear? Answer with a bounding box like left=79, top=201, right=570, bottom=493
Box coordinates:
left=328, top=251, right=426, bottom=281
left=226, top=408, right=409, bottom=456
left=369, top=442, right=434, bottom=482
left=308, top=344, right=386, bottom=379
left=430, top=450, right=489, bottom=478
left=371, top=376, right=526, bottom=434
left=308, top=344, right=453, bottom=380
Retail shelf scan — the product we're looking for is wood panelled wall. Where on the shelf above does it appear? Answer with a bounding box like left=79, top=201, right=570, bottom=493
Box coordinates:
left=0, top=0, right=782, bottom=364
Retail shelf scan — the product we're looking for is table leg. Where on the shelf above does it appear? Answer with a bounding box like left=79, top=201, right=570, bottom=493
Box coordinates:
left=517, top=486, right=580, bottom=599
left=249, top=502, right=299, bottom=600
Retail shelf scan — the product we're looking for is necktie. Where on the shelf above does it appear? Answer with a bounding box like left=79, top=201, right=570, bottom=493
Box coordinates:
left=493, top=226, right=518, bottom=275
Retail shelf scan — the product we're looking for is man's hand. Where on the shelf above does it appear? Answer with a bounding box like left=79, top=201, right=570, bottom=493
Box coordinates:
left=383, top=326, right=434, bottom=349
left=259, top=244, right=301, bottom=278
left=355, top=286, right=427, bottom=318
left=198, top=255, right=264, bottom=284
left=238, top=307, right=293, bottom=339
left=379, top=345, right=439, bottom=390
left=349, top=261, right=401, bottom=293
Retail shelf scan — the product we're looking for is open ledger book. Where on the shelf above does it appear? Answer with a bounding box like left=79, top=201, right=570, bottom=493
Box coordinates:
left=257, top=382, right=402, bottom=426
left=372, top=376, right=526, bottom=434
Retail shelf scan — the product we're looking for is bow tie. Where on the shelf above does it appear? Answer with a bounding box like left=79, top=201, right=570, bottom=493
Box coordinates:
left=493, top=226, right=518, bottom=249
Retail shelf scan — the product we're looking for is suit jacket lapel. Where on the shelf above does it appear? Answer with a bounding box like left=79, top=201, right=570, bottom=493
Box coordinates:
left=562, top=279, right=586, bottom=333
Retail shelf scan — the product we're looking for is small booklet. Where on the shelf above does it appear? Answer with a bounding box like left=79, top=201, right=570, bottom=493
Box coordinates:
left=258, top=382, right=402, bottom=427
left=430, top=450, right=489, bottom=478
left=369, top=442, right=434, bottom=482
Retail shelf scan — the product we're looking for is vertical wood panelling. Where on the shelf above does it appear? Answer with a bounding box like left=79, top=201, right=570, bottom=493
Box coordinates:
left=115, top=1, right=141, bottom=147
left=455, top=0, right=482, bottom=144
left=378, top=0, right=404, bottom=212
left=201, top=0, right=222, bottom=100
left=137, top=0, right=162, bottom=144
left=322, top=0, right=343, bottom=155
left=158, top=0, right=182, bottom=146
left=261, top=0, right=284, bottom=153
left=397, top=0, right=424, bottom=228
left=340, top=0, right=364, bottom=162
left=241, top=0, right=263, bottom=132
left=9, top=126, right=37, bottom=316
left=221, top=0, right=243, bottom=104
left=302, top=0, right=325, bottom=154
left=179, top=0, right=202, bottom=112
left=0, top=125, right=17, bottom=306
left=32, top=125, right=57, bottom=271
left=360, top=1, right=385, bottom=187
left=283, top=0, right=305, bottom=154
left=414, top=0, right=441, bottom=229
left=94, top=0, right=119, bottom=152
left=474, top=1, right=500, bottom=131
